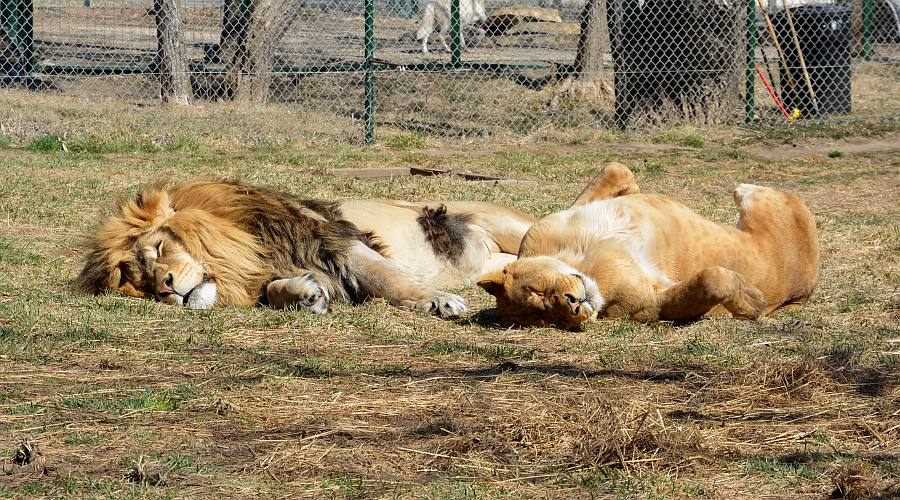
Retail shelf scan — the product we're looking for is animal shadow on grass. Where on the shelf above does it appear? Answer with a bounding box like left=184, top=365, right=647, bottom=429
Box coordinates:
left=418, top=359, right=696, bottom=383
left=454, top=307, right=505, bottom=328
left=457, top=307, right=704, bottom=330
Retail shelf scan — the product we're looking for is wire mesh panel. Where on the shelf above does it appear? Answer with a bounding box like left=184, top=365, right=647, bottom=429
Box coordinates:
left=752, top=0, right=900, bottom=122
left=0, top=0, right=897, bottom=144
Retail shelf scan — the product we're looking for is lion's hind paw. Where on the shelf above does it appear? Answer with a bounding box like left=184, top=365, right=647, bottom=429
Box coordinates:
left=416, top=291, right=468, bottom=318
left=727, top=278, right=768, bottom=320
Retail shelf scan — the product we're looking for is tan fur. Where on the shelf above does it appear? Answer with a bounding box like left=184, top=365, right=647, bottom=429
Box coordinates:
left=478, top=163, right=820, bottom=329
left=342, top=200, right=533, bottom=288
left=76, top=180, right=535, bottom=316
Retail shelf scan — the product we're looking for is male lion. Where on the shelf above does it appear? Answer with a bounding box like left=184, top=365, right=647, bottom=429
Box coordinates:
left=75, top=179, right=535, bottom=316
left=477, top=164, right=820, bottom=329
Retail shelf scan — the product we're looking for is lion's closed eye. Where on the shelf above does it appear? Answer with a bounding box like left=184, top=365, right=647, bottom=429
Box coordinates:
left=142, top=241, right=163, bottom=262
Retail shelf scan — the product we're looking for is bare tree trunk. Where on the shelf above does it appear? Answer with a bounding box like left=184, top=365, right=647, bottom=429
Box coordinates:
left=572, top=0, right=614, bottom=96
left=154, top=0, right=192, bottom=105
left=609, top=0, right=744, bottom=128
left=218, top=0, right=247, bottom=66
left=221, top=0, right=305, bottom=102
left=551, top=0, right=613, bottom=106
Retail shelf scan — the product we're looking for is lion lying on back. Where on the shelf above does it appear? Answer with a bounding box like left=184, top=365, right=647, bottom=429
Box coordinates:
left=76, top=179, right=534, bottom=316
left=478, top=164, right=820, bottom=329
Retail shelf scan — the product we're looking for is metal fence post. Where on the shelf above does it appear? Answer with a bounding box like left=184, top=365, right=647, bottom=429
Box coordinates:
left=862, top=0, right=874, bottom=60
left=450, top=0, right=461, bottom=68
left=745, top=0, right=756, bottom=123
left=363, top=0, right=375, bottom=145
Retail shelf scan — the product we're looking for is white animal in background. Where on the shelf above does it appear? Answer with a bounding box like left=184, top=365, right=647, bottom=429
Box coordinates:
left=416, top=0, right=487, bottom=54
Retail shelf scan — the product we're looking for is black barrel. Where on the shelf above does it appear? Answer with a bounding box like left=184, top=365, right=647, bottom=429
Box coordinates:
left=772, top=5, right=852, bottom=116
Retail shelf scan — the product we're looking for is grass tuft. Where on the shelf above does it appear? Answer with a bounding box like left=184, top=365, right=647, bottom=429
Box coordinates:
left=163, top=135, right=205, bottom=153
left=62, top=390, right=180, bottom=412
left=743, top=454, right=824, bottom=486
left=654, top=127, right=706, bottom=148
left=25, top=134, right=64, bottom=152
left=68, top=133, right=160, bottom=154
left=386, top=133, right=426, bottom=150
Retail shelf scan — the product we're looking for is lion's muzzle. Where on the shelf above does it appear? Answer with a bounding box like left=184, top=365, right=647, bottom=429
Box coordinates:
left=154, top=260, right=216, bottom=309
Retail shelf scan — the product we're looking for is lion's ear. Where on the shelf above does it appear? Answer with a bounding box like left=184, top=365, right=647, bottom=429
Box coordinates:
left=125, top=188, right=174, bottom=221
left=477, top=270, right=506, bottom=297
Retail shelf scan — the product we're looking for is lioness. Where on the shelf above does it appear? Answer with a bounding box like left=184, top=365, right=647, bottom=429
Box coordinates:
left=477, top=164, right=820, bottom=329
left=76, top=180, right=534, bottom=316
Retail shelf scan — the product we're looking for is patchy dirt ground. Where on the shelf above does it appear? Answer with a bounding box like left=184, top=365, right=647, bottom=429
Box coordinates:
left=0, top=115, right=898, bottom=498
left=748, top=132, right=900, bottom=161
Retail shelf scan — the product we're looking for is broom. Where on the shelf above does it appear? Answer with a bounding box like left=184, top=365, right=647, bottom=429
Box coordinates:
left=783, top=2, right=820, bottom=115
left=756, top=0, right=801, bottom=115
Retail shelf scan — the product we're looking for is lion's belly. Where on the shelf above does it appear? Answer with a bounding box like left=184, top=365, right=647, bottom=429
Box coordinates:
left=524, top=195, right=761, bottom=289
left=340, top=201, right=490, bottom=288
left=627, top=200, right=762, bottom=285
left=523, top=198, right=677, bottom=289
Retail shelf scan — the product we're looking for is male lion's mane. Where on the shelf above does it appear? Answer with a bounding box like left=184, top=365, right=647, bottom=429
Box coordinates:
left=75, top=180, right=384, bottom=306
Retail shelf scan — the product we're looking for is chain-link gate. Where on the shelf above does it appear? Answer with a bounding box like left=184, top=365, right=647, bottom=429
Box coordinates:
left=0, top=0, right=897, bottom=144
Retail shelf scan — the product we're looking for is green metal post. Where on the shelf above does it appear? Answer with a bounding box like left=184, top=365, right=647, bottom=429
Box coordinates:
left=745, top=0, right=756, bottom=123
left=363, top=0, right=375, bottom=145
left=450, top=0, right=461, bottom=68
left=862, top=0, right=874, bottom=60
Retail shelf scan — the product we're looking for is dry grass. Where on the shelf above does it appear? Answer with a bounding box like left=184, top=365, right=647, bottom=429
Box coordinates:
left=4, top=57, right=898, bottom=147
left=0, top=97, right=898, bottom=498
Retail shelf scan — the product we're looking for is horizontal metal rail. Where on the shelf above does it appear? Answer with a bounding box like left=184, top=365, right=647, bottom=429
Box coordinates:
left=35, top=61, right=555, bottom=76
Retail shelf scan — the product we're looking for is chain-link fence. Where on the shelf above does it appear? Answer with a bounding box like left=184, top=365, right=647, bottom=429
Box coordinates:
left=0, top=0, right=898, bottom=144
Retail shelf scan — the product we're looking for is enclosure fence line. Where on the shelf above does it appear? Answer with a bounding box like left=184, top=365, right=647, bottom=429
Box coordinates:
left=1, top=0, right=898, bottom=144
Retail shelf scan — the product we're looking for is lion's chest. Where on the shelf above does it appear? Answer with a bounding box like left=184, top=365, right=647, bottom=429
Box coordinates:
left=525, top=200, right=676, bottom=289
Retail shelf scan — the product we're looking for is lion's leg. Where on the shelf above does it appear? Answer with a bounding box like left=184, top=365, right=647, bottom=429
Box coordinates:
left=732, top=183, right=767, bottom=233
left=478, top=252, right=517, bottom=277
left=657, top=266, right=767, bottom=322
left=349, top=242, right=467, bottom=317
left=266, top=272, right=332, bottom=314
left=732, top=183, right=793, bottom=235
left=571, top=162, right=640, bottom=208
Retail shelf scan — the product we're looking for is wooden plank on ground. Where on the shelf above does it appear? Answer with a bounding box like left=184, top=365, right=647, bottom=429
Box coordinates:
left=331, top=166, right=536, bottom=184
left=504, top=21, right=579, bottom=36
left=483, top=6, right=563, bottom=35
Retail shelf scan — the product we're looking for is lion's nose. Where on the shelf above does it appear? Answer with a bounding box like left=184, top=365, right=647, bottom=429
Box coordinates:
left=565, top=293, right=582, bottom=314
left=159, top=273, right=175, bottom=295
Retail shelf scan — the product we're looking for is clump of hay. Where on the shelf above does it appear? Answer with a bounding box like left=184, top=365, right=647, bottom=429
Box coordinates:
left=831, top=462, right=900, bottom=499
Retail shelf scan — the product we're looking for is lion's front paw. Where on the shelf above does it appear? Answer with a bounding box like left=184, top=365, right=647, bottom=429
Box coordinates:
left=291, top=274, right=331, bottom=315
left=414, top=291, right=468, bottom=318
left=268, top=274, right=331, bottom=314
